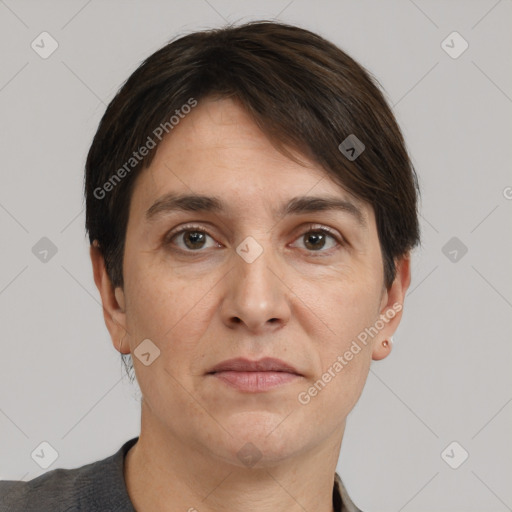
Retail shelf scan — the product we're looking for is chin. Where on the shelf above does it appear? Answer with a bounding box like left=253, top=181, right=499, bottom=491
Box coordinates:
left=216, top=413, right=306, bottom=467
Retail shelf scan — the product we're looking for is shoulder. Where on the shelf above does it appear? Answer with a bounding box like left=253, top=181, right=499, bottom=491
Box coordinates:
left=0, top=466, right=83, bottom=512
left=0, top=437, right=138, bottom=512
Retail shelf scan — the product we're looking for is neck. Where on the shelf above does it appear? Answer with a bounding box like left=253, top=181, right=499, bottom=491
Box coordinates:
left=124, top=402, right=344, bottom=512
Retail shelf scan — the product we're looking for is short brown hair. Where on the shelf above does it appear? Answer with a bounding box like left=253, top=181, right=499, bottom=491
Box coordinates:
left=85, top=20, right=420, bottom=347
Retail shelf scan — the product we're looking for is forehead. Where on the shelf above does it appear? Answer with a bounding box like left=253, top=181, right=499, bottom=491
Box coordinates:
left=129, top=97, right=372, bottom=226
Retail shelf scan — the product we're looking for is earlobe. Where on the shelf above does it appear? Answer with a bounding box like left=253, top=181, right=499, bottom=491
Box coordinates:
left=372, top=254, right=411, bottom=361
left=372, top=338, right=392, bottom=361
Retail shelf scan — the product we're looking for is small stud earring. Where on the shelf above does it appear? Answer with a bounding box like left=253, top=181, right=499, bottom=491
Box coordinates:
left=382, top=339, right=390, bottom=348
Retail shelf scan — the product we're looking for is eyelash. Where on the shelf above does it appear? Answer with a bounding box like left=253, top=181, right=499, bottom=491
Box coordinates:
left=164, top=223, right=344, bottom=255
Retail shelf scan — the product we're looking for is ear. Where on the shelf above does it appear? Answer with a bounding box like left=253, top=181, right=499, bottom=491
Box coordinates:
left=90, top=241, right=130, bottom=354
left=372, top=253, right=412, bottom=361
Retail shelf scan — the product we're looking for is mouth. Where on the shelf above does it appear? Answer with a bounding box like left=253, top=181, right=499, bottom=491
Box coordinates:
left=206, top=357, right=303, bottom=393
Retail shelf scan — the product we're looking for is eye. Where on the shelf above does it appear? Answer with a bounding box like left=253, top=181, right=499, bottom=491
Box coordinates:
left=165, top=225, right=220, bottom=252
left=164, top=223, right=343, bottom=254
left=290, top=224, right=342, bottom=254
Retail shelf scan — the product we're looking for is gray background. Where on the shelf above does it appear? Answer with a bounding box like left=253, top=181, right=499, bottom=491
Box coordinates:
left=1, top=1, right=511, bottom=511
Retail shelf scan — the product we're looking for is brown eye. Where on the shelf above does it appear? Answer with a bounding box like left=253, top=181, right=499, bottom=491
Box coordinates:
left=291, top=225, right=342, bottom=254
left=303, top=231, right=330, bottom=250
left=166, top=226, right=218, bottom=252
left=181, top=230, right=208, bottom=250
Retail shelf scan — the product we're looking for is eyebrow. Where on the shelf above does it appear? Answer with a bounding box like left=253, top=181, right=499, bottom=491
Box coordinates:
left=145, top=192, right=367, bottom=228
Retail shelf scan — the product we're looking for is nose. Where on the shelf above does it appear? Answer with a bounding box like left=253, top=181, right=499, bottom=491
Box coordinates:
left=220, top=240, right=291, bottom=334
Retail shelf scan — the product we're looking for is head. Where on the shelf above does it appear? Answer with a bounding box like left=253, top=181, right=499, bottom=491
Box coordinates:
left=86, top=21, right=420, bottom=467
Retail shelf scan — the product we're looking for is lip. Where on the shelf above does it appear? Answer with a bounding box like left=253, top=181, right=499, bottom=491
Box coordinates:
left=207, top=357, right=301, bottom=375
left=206, top=357, right=302, bottom=393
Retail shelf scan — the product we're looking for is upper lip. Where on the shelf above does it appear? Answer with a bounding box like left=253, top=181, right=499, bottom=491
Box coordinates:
left=207, top=357, right=301, bottom=375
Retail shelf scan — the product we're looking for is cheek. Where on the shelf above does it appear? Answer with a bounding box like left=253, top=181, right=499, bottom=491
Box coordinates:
left=293, top=274, right=379, bottom=405
left=298, top=270, right=381, bottom=348
left=123, top=259, right=219, bottom=360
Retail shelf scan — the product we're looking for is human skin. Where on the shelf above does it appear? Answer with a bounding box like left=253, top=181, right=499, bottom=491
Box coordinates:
left=90, top=97, right=411, bottom=512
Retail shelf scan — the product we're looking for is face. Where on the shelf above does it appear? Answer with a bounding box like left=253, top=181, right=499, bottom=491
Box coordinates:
left=92, top=97, right=410, bottom=468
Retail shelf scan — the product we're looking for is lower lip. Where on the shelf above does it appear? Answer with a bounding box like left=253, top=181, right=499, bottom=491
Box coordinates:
left=210, top=371, right=300, bottom=392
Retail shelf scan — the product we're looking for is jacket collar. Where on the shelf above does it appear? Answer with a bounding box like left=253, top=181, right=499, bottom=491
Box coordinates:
left=334, top=472, right=363, bottom=512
